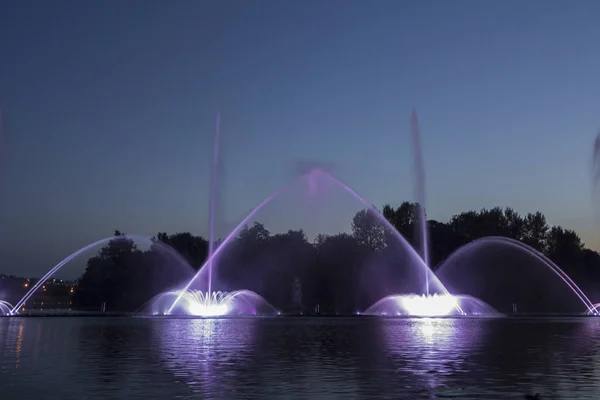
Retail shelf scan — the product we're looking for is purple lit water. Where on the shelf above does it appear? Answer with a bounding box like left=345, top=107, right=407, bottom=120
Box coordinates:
left=2, top=317, right=600, bottom=399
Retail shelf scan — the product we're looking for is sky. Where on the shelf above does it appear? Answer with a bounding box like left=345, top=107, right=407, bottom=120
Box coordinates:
left=1, top=0, right=600, bottom=277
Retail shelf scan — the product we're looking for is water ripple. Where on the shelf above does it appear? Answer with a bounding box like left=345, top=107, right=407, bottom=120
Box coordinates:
left=1, top=317, right=600, bottom=399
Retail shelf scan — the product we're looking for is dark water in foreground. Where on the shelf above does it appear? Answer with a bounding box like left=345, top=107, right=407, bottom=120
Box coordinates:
left=1, top=317, right=599, bottom=399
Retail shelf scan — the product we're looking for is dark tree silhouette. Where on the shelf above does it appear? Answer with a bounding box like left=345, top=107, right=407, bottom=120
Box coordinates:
left=66, top=204, right=600, bottom=314
left=351, top=208, right=386, bottom=251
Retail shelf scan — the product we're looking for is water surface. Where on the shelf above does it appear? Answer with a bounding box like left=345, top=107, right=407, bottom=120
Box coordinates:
left=1, top=317, right=599, bottom=399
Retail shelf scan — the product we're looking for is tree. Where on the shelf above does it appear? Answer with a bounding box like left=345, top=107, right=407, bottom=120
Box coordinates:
left=522, top=212, right=549, bottom=252
left=504, top=207, right=524, bottom=241
left=154, top=232, right=208, bottom=270
left=546, top=226, right=584, bottom=267
left=351, top=208, right=386, bottom=251
left=449, top=211, right=480, bottom=240
left=69, top=202, right=600, bottom=315
left=73, top=236, right=144, bottom=311
left=383, top=202, right=417, bottom=237
left=238, top=222, right=271, bottom=243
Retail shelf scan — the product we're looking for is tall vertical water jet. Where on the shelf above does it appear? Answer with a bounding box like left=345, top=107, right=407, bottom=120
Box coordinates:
left=207, top=112, right=221, bottom=295
left=410, top=109, right=430, bottom=295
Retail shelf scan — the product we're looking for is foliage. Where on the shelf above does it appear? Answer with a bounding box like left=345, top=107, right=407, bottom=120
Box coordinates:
left=71, top=203, right=600, bottom=313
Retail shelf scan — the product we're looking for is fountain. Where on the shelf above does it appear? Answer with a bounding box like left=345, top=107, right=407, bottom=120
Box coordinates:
left=162, top=112, right=278, bottom=317
left=361, top=110, right=474, bottom=316
left=0, top=301, right=13, bottom=316
left=435, top=236, right=596, bottom=314
left=5, top=110, right=595, bottom=318
left=146, top=289, right=277, bottom=316
left=363, top=110, right=594, bottom=316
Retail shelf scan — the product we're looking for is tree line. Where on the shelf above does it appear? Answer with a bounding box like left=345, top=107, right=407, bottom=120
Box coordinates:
left=71, top=202, right=600, bottom=314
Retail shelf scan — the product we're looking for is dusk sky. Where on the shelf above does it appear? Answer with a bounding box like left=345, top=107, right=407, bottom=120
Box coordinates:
left=1, top=1, right=600, bottom=277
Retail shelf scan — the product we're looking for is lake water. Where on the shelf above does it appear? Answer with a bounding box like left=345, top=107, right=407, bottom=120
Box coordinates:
left=1, top=317, right=600, bottom=399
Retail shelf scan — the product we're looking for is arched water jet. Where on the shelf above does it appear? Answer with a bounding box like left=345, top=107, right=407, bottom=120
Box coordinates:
left=0, top=301, right=13, bottom=316
left=314, top=168, right=467, bottom=316
left=11, top=234, right=193, bottom=315
left=435, top=236, right=595, bottom=314
left=316, top=169, right=451, bottom=297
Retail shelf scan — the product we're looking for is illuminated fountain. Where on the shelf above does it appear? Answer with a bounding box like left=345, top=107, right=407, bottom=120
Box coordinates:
left=364, top=110, right=595, bottom=316
left=363, top=110, right=595, bottom=317
left=146, top=289, right=277, bottom=316
left=162, top=111, right=598, bottom=317
left=0, top=301, right=13, bottom=316
left=365, top=294, right=500, bottom=317
left=160, top=113, right=278, bottom=317
left=361, top=110, right=475, bottom=317
left=7, top=111, right=595, bottom=318
left=162, top=175, right=298, bottom=316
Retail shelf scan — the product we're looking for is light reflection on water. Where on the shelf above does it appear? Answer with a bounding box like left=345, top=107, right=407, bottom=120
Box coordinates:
left=1, top=317, right=600, bottom=399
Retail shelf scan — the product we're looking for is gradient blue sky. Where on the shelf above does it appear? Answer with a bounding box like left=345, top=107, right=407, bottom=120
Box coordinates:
left=1, top=0, right=600, bottom=277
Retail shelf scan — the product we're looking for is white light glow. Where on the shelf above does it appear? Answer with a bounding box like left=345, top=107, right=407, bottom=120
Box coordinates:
left=187, top=301, right=229, bottom=317
left=397, top=294, right=459, bottom=317
left=179, top=290, right=234, bottom=317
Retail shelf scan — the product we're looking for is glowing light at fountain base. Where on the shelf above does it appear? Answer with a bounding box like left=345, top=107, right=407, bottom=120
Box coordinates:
left=145, top=289, right=278, bottom=317
left=586, top=303, right=600, bottom=316
left=184, top=291, right=230, bottom=317
left=0, top=301, right=14, bottom=316
left=401, top=294, right=460, bottom=316
left=363, top=293, right=500, bottom=317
